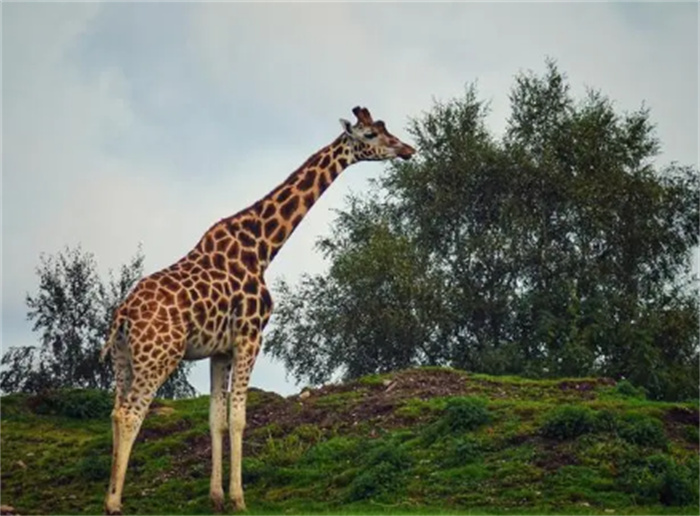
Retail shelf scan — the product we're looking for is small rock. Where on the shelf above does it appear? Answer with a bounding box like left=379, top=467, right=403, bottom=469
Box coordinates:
left=68, top=495, right=76, bottom=500
left=299, top=391, right=311, bottom=400
left=25, top=452, right=34, bottom=457
left=580, top=502, right=590, bottom=507
left=382, top=379, right=392, bottom=387
left=605, top=510, right=615, bottom=514
left=0, top=505, right=17, bottom=515
left=15, top=460, right=26, bottom=470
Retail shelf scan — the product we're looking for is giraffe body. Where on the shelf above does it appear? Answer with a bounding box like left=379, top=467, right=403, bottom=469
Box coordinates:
left=102, top=107, right=415, bottom=514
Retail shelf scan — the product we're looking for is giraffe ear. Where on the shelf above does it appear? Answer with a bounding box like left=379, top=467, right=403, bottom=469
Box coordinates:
left=339, top=118, right=354, bottom=135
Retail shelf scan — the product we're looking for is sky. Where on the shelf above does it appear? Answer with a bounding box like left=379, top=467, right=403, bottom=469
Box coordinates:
left=2, top=2, right=698, bottom=397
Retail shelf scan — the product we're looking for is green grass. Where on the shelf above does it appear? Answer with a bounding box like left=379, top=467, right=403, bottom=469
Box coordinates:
left=1, top=368, right=698, bottom=515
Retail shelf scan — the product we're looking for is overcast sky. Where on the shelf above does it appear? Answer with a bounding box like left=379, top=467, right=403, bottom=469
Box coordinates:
left=3, top=2, right=698, bottom=397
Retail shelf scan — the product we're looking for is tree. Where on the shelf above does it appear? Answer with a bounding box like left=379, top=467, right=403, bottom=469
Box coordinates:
left=0, top=246, right=196, bottom=399
left=265, top=61, right=699, bottom=400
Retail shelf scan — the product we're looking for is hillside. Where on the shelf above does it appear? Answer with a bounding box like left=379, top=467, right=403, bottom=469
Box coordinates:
left=1, top=368, right=698, bottom=515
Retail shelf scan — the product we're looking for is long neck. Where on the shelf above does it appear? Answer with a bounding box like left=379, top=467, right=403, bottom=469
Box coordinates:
left=251, top=134, right=357, bottom=265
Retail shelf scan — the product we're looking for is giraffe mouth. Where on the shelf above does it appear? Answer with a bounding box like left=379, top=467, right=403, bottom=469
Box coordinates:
left=397, top=144, right=416, bottom=160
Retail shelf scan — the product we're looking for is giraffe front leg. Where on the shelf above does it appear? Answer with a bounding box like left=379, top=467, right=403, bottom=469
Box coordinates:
left=209, top=355, right=230, bottom=512
left=228, top=336, right=261, bottom=511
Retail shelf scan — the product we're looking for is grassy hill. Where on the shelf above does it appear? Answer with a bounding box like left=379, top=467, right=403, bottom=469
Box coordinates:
left=1, top=367, right=698, bottom=515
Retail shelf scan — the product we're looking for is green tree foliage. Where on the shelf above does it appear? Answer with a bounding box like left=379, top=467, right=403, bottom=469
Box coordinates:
left=0, top=246, right=196, bottom=399
left=265, top=61, right=699, bottom=400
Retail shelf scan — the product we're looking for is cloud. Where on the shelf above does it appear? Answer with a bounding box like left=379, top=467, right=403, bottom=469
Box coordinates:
left=1, top=3, right=295, bottom=395
left=3, top=2, right=697, bottom=397
left=189, top=4, right=452, bottom=137
left=4, top=4, right=129, bottom=302
left=190, top=3, right=696, bottom=166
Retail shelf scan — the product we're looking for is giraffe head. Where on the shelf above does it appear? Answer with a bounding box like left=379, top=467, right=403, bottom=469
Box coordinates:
left=339, top=106, right=416, bottom=161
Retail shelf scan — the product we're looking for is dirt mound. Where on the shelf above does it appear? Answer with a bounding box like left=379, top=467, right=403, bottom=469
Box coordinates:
left=173, top=369, right=640, bottom=465
left=246, top=368, right=475, bottom=434
left=665, top=406, right=699, bottom=426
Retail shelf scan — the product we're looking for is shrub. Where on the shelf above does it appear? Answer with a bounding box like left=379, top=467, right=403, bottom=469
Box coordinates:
left=442, top=397, right=491, bottom=433
left=294, top=423, right=324, bottom=443
left=260, top=433, right=309, bottom=467
left=423, top=397, right=491, bottom=444
left=345, top=441, right=413, bottom=501
left=541, top=405, right=596, bottom=440
left=27, top=389, right=113, bottom=419
left=242, top=457, right=273, bottom=485
left=442, top=435, right=482, bottom=468
left=682, top=424, right=699, bottom=444
left=614, top=380, right=647, bottom=399
left=303, top=436, right=360, bottom=466
left=618, top=414, right=668, bottom=449
left=619, top=454, right=698, bottom=506
left=593, top=409, right=620, bottom=433
left=76, top=455, right=111, bottom=481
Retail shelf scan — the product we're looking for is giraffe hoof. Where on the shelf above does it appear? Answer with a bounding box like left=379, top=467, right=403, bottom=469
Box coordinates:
left=211, top=493, right=225, bottom=513
left=231, top=497, right=246, bottom=512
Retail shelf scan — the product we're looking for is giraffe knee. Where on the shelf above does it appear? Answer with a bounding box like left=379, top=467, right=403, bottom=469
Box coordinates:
left=210, top=410, right=228, bottom=434
left=231, top=415, right=245, bottom=433
left=113, top=404, right=145, bottom=434
left=229, top=403, right=246, bottom=433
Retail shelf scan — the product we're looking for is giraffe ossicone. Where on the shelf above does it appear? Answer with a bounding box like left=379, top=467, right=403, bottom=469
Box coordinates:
left=101, top=106, right=415, bottom=515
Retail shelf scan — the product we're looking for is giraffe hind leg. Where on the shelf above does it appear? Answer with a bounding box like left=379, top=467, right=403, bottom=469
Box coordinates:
left=104, top=345, right=183, bottom=515
left=107, top=336, right=132, bottom=511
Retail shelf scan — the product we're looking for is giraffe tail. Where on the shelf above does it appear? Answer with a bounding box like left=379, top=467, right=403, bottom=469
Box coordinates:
left=100, top=311, right=127, bottom=363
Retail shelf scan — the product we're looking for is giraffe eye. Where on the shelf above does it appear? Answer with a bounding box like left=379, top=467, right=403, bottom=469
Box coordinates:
left=365, top=132, right=377, bottom=139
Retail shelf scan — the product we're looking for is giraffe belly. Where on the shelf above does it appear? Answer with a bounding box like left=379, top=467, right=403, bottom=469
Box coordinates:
left=183, top=332, right=233, bottom=360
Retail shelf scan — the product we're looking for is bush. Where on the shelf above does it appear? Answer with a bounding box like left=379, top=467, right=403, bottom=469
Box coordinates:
left=260, top=433, right=309, bottom=467
left=614, top=380, right=647, bottom=399
left=593, top=409, right=620, bottom=433
left=423, top=397, right=491, bottom=444
left=682, top=424, right=699, bottom=444
left=27, top=389, right=113, bottom=419
left=442, top=435, right=482, bottom=468
left=303, top=436, right=360, bottom=466
left=541, top=405, right=596, bottom=440
left=242, top=457, right=272, bottom=485
left=442, top=397, right=491, bottom=432
left=76, top=455, right=111, bottom=481
left=618, top=414, right=668, bottom=449
left=619, top=454, right=698, bottom=506
left=345, top=441, right=413, bottom=501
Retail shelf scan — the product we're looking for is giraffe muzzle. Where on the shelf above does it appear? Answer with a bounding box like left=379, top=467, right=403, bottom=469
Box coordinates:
left=397, top=144, right=416, bottom=160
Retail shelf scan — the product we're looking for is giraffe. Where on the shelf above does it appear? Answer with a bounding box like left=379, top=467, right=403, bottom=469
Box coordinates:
left=100, top=106, right=415, bottom=514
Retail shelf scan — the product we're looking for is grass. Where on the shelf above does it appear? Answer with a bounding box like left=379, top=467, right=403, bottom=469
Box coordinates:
left=1, top=368, right=698, bottom=515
